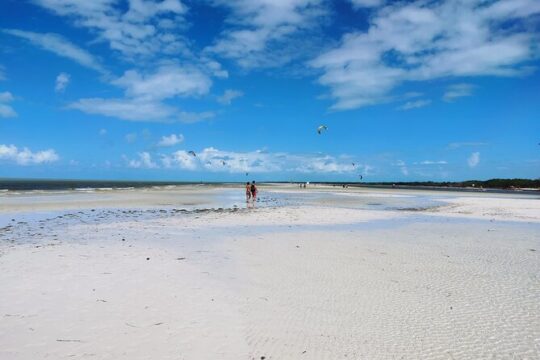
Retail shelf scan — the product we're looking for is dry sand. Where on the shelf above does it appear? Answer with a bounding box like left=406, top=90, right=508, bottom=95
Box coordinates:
left=1, top=187, right=539, bottom=359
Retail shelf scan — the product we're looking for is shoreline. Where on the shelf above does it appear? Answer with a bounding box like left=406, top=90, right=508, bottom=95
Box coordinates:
left=1, top=178, right=538, bottom=196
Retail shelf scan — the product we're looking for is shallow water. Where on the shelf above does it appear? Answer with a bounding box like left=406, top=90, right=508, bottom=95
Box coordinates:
left=2, top=185, right=537, bottom=230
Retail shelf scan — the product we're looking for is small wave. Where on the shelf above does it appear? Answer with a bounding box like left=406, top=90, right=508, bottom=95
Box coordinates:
left=149, top=185, right=178, bottom=190
left=29, top=190, right=48, bottom=194
left=75, top=187, right=96, bottom=192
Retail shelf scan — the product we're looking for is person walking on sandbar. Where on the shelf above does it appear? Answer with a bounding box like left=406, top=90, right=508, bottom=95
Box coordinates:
left=245, top=182, right=252, bottom=202
left=250, top=181, right=258, bottom=202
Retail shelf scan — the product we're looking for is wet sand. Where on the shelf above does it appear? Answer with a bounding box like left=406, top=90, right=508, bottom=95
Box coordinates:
left=1, top=186, right=539, bottom=359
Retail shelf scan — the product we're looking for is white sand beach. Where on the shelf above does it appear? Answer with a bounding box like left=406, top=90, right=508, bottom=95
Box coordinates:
left=1, top=185, right=539, bottom=359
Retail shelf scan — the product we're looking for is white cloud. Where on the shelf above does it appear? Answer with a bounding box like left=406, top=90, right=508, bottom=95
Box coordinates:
left=206, top=0, right=327, bottom=68
left=350, top=0, right=385, bottom=8
left=0, top=105, right=17, bottom=118
left=0, top=92, right=14, bottom=103
left=0, top=144, right=59, bottom=165
left=68, top=64, right=214, bottom=122
left=55, top=72, right=70, bottom=92
left=467, top=152, right=480, bottom=168
left=126, top=151, right=158, bottom=169
left=443, top=83, right=475, bottom=102
left=157, top=133, right=184, bottom=147
left=69, top=97, right=176, bottom=121
left=203, top=59, right=229, bottom=79
left=161, top=150, right=199, bottom=170
left=398, top=99, right=431, bottom=110
left=311, top=0, right=540, bottom=110
left=217, top=89, right=244, bottom=105
left=69, top=97, right=215, bottom=123
left=33, top=0, right=189, bottom=59
left=112, top=65, right=211, bottom=101
left=137, top=147, right=365, bottom=174
left=3, top=29, right=105, bottom=73
left=0, top=91, right=16, bottom=118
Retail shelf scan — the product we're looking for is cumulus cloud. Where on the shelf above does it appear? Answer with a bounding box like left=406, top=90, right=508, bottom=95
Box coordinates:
left=0, top=144, right=59, bottom=165
left=217, top=89, right=244, bottom=105
left=3, top=29, right=105, bottom=73
left=32, top=0, right=188, bottom=59
left=157, top=134, right=184, bottom=147
left=161, top=150, right=199, bottom=170
left=398, top=99, right=431, bottom=110
left=311, top=0, right=540, bottom=110
left=467, top=152, right=480, bottom=168
left=206, top=0, right=327, bottom=68
left=69, top=97, right=176, bottom=121
left=68, top=64, right=215, bottom=122
left=443, top=83, right=475, bottom=102
left=126, top=151, right=158, bottom=169
left=0, top=91, right=16, bottom=118
left=27, top=0, right=229, bottom=125
left=126, top=147, right=365, bottom=174
left=55, top=72, right=70, bottom=92
left=112, top=65, right=211, bottom=101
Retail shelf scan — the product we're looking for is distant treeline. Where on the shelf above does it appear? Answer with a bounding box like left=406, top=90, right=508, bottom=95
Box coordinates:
left=363, top=178, right=540, bottom=189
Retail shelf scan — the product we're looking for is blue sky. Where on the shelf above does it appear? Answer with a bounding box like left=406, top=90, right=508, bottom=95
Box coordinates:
left=0, top=0, right=539, bottom=182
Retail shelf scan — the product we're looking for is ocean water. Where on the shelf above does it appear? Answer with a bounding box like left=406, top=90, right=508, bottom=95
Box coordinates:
left=0, top=178, right=210, bottom=191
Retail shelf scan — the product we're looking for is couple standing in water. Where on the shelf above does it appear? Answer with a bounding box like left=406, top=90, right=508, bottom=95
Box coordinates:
left=245, top=181, right=257, bottom=203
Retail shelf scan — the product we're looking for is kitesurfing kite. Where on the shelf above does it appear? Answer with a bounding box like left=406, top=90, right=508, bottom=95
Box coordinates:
left=188, top=151, right=196, bottom=157
left=317, top=125, right=328, bottom=135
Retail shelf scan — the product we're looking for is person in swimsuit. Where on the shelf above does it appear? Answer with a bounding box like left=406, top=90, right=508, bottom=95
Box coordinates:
left=250, top=181, right=258, bottom=202
left=245, top=182, right=251, bottom=202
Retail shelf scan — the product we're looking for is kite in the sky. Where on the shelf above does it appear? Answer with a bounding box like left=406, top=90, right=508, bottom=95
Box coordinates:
left=317, top=125, right=328, bottom=135
left=188, top=151, right=196, bottom=157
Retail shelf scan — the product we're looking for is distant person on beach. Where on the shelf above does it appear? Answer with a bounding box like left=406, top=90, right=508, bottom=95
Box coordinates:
left=245, top=182, right=251, bottom=202
left=250, top=181, right=258, bottom=202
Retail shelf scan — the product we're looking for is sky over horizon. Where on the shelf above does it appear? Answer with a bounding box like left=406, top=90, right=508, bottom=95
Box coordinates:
left=0, top=0, right=539, bottom=182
